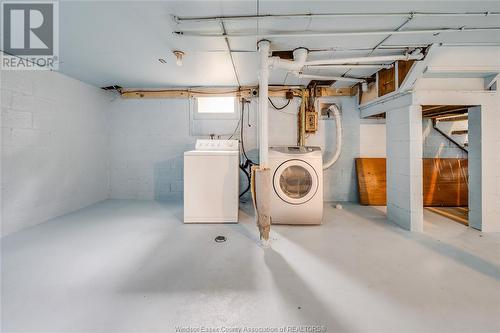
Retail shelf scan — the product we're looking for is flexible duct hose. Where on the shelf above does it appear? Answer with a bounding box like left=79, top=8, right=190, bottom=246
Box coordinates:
left=323, top=104, right=342, bottom=170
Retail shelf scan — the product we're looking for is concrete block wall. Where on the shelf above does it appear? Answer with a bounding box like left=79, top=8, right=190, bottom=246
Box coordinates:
left=468, top=98, right=500, bottom=232
left=108, top=96, right=363, bottom=202
left=468, top=106, right=482, bottom=230
left=479, top=94, right=500, bottom=232
left=1, top=70, right=110, bottom=237
left=386, top=105, right=423, bottom=232
left=108, top=98, right=195, bottom=200
left=359, top=119, right=386, bottom=157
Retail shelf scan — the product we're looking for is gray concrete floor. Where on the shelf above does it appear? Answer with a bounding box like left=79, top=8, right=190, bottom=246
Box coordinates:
left=2, top=200, right=499, bottom=333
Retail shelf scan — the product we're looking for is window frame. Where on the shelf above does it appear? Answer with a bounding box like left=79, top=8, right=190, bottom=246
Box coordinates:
left=191, top=96, right=240, bottom=120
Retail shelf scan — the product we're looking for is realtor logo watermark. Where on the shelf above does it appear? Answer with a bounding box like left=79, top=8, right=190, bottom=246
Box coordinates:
left=1, top=1, right=59, bottom=70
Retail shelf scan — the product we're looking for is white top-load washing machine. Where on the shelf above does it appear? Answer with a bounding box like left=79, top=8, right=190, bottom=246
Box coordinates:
left=184, top=139, right=239, bottom=223
left=269, top=146, right=323, bottom=225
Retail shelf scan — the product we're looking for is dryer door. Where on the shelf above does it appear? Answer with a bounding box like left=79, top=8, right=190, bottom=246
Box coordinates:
left=273, top=159, right=319, bottom=205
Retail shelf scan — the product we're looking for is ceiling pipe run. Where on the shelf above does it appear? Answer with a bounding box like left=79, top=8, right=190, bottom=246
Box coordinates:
left=294, top=73, right=366, bottom=83
left=173, top=26, right=500, bottom=38
left=304, top=52, right=424, bottom=66
left=305, top=64, right=393, bottom=70
left=267, top=47, right=374, bottom=85
left=173, top=11, right=500, bottom=23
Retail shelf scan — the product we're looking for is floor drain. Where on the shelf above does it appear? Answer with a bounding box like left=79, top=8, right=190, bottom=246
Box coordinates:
left=215, top=235, right=226, bottom=243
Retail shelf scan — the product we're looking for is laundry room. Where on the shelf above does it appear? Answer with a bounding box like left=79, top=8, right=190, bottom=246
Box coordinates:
left=1, top=1, right=500, bottom=333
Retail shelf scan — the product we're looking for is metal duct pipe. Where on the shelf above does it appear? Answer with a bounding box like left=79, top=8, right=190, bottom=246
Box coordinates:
left=257, top=40, right=270, bottom=167
left=304, top=52, right=424, bottom=66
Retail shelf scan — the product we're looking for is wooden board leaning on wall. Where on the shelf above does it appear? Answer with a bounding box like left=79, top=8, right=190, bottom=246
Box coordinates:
left=356, top=158, right=468, bottom=207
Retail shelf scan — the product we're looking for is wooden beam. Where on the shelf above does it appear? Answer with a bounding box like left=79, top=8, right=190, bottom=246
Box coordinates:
left=422, top=105, right=470, bottom=118
left=436, top=115, right=468, bottom=122
left=119, top=85, right=356, bottom=99
left=120, top=87, right=255, bottom=99
left=314, top=86, right=357, bottom=97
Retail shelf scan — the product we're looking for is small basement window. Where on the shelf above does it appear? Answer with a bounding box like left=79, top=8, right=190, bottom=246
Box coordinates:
left=197, top=97, right=236, bottom=113
left=193, top=96, right=238, bottom=120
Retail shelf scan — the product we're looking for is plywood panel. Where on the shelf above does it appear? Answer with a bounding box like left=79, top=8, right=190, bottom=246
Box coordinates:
left=377, top=66, right=396, bottom=97
left=423, top=159, right=468, bottom=207
left=356, top=158, right=468, bottom=207
left=397, top=60, right=415, bottom=87
left=355, top=158, right=387, bottom=205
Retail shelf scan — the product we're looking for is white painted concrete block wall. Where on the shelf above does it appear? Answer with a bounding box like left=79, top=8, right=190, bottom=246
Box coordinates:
left=108, top=98, right=195, bottom=200
left=359, top=120, right=386, bottom=157
left=108, top=96, right=362, bottom=202
left=1, top=71, right=110, bottom=237
left=386, top=105, right=423, bottom=232
left=481, top=93, right=500, bottom=232
left=468, top=96, right=500, bottom=232
left=468, top=106, right=482, bottom=230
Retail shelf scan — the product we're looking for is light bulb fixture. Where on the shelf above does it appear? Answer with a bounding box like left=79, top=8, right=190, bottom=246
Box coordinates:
left=173, top=50, right=184, bottom=66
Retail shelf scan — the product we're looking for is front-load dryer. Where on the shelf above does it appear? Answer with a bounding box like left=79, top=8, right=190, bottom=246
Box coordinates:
left=269, top=146, right=323, bottom=225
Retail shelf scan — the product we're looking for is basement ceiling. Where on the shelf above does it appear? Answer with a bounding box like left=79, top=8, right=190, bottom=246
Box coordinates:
left=58, top=1, right=500, bottom=88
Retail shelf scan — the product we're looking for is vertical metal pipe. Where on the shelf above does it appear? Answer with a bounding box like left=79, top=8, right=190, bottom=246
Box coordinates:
left=257, top=40, right=270, bottom=167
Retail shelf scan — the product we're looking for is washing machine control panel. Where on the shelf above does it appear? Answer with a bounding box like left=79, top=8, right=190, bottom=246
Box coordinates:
left=195, top=139, right=239, bottom=151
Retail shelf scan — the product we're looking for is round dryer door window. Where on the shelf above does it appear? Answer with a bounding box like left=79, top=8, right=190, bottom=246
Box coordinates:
left=273, top=159, right=319, bottom=205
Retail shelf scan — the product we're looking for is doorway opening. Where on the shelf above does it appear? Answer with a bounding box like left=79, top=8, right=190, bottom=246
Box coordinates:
left=421, top=105, right=472, bottom=226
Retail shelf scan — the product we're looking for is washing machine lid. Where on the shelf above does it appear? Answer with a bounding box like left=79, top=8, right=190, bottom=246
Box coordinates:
left=273, top=159, right=319, bottom=205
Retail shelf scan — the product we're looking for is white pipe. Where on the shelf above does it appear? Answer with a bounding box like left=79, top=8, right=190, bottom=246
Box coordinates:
left=323, top=104, right=342, bottom=170
left=174, top=12, right=500, bottom=23
left=306, top=64, right=393, bottom=70
left=173, top=27, right=500, bottom=38
left=258, top=40, right=270, bottom=167
left=305, top=53, right=424, bottom=66
left=269, top=47, right=308, bottom=71
left=295, top=73, right=366, bottom=83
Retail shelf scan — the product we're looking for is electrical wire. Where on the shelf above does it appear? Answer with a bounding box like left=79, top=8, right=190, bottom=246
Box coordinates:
left=228, top=99, right=243, bottom=139
left=239, top=100, right=257, bottom=198
left=268, top=97, right=291, bottom=110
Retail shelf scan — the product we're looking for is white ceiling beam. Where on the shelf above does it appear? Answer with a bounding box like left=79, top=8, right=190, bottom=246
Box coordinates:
left=424, top=66, right=500, bottom=78
left=359, top=91, right=415, bottom=118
